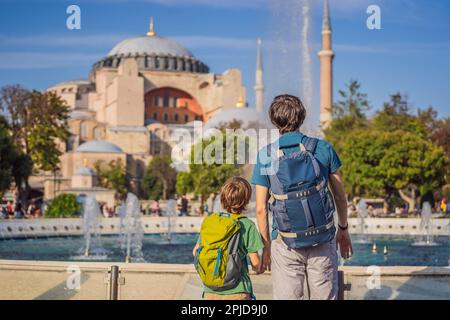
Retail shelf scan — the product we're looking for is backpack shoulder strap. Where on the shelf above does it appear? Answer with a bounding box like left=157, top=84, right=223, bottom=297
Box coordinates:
left=303, top=137, right=319, bottom=153
left=302, top=137, right=321, bottom=178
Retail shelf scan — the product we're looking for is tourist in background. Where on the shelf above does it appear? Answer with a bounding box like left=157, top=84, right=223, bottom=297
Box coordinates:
left=6, top=201, right=13, bottom=218
left=0, top=206, right=7, bottom=219
left=26, top=203, right=36, bottom=219
left=179, top=194, right=189, bottom=216
left=102, top=203, right=109, bottom=218
left=440, top=198, right=447, bottom=213
left=150, top=200, right=161, bottom=216
left=13, top=202, right=23, bottom=219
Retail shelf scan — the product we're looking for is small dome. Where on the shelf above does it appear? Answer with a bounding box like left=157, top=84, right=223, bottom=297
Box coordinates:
left=74, top=166, right=95, bottom=176
left=76, top=140, right=123, bottom=153
left=108, top=35, right=193, bottom=58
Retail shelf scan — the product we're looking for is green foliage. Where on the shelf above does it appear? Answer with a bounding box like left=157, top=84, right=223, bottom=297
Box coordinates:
left=45, top=193, right=81, bottom=218
left=333, top=80, right=371, bottom=119
left=326, top=81, right=449, bottom=211
left=341, top=131, right=448, bottom=202
left=94, top=158, right=129, bottom=198
left=0, top=116, right=32, bottom=195
left=141, top=156, right=176, bottom=200
left=432, top=118, right=450, bottom=179
left=0, top=116, right=16, bottom=193
left=324, top=80, right=370, bottom=153
left=0, top=85, right=70, bottom=172
left=27, top=91, right=70, bottom=171
left=371, top=93, right=438, bottom=139
left=176, top=171, right=194, bottom=196
left=180, top=132, right=244, bottom=211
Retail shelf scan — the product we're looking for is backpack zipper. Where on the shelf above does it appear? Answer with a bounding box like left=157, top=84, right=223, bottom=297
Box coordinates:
left=213, top=248, right=222, bottom=277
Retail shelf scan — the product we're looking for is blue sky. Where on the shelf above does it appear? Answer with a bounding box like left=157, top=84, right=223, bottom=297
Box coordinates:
left=0, top=0, right=449, bottom=118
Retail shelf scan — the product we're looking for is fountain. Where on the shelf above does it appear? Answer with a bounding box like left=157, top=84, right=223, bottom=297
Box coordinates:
left=121, top=193, right=145, bottom=263
left=412, top=202, right=439, bottom=246
left=354, top=199, right=371, bottom=244
left=165, top=199, right=177, bottom=242
left=266, top=0, right=319, bottom=136
left=74, top=194, right=108, bottom=260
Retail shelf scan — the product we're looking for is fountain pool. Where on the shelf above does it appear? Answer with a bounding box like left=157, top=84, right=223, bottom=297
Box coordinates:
left=1, top=233, right=449, bottom=267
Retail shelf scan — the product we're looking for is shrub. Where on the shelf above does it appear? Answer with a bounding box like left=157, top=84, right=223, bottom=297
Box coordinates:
left=45, top=194, right=81, bottom=218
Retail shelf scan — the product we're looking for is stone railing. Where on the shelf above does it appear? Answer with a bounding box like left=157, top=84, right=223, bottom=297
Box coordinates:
left=1, top=217, right=449, bottom=239
left=0, top=259, right=449, bottom=300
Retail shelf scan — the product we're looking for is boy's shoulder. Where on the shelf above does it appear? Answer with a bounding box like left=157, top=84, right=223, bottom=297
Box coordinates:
left=238, top=216, right=257, bottom=230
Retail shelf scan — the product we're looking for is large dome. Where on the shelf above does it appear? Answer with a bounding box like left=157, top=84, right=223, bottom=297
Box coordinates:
left=108, top=35, right=193, bottom=58
left=93, top=31, right=209, bottom=74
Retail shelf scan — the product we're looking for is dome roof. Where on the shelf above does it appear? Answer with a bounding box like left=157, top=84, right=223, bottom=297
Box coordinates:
left=107, top=35, right=193, bottom=58
left=75, top=140, right=123, bottom=153
left=74, top=166, right=95, bottom=176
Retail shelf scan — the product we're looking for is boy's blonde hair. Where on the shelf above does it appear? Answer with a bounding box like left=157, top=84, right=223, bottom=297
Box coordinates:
left=220, top=177, right=252, bottom=214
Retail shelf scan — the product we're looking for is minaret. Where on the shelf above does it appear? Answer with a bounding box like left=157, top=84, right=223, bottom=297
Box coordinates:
left=318, top=0, right=334, bottom=129
left=254, top=38, right=264, bottom=113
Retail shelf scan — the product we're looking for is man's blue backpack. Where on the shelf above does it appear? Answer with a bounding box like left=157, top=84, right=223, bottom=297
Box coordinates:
left=267, top=137, right=336, bottom=249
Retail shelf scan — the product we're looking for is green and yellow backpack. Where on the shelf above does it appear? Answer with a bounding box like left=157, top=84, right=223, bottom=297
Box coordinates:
left=194, top=212, right=245, bottom=291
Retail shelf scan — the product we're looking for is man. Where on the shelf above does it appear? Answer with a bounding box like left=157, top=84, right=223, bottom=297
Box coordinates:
left=179, top=194, right=189, bottom=216
left=252, top=94, right=353, bottom=300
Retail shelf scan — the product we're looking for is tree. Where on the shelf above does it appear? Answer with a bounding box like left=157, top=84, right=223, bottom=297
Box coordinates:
left=372, top=93, right=431, bottom=139
left=94, top=159, right=130, bottom=199
left=180, top=132, right=244, bottom=213
left=333, top=80, right=371, bottom=119
left=383, top=132, right=448, bottom=211
left=0, top=115, right=32, bottom=197
left=341, top=130, right=448, bottom=211
left=324, top=80, right=370, bottom=153
left=0, top=116, right=17, bottom=194
left=0, top=85, right=70, bottom=204
left=141, top=156, right=177, bottom=200
left=176, top=171, right=194, bottom=196
left=45, top=193, right=81, bottom=218
left=431, top=118, right=450, bottom=178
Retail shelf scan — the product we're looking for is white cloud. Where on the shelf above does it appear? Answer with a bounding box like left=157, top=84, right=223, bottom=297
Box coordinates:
left=176, top=36, right=255, bottom=50
left=0, top=52, right=102, bottom=69
left=86, top=0, right=267, bottom=9
left=0, top=34, right=127, bottom=47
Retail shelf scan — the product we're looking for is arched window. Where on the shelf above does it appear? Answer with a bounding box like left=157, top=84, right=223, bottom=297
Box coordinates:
left=184, top=114, right=189, bottom=123
left=66, top=135, right=76, bottom=151
left=163, top=113, right=168, bottom=122
left=174, top=113, right=179, bottom=122
left=163, top=91, right=170, bottom=107
left=153, top=112, right=158, bottom=120
left=80, top=122, right=88, bottom=140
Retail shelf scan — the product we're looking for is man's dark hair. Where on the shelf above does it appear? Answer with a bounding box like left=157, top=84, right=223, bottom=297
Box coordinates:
left=269, top=94, right=307, bottom=134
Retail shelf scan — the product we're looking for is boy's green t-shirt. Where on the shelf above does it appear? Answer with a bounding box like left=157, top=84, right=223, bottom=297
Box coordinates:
left=202, top=217, right=264, bottom=295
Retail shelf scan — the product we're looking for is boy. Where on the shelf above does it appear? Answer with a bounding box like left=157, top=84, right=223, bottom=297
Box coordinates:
left=193, top=177, right=264, bottom=300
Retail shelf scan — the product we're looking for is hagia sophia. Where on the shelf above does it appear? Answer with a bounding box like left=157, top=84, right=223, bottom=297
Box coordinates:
left=32, top=1, right=334, bottom=205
